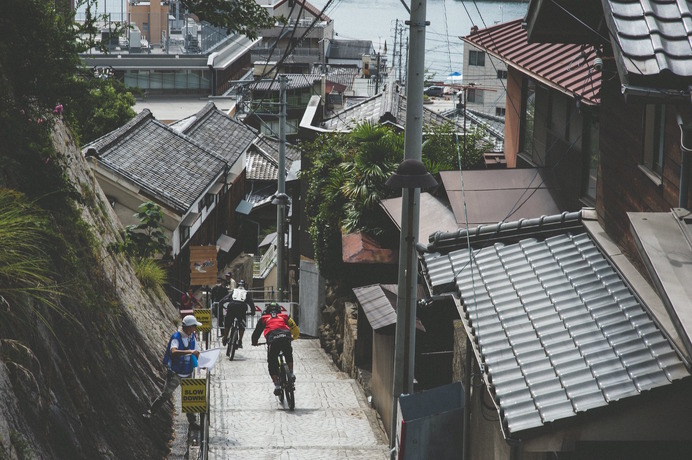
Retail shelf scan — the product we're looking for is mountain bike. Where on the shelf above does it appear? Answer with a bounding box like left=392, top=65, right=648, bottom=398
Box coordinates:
left=277, top=349, right=295, bottom=410
left=257, top=342, right=295, bottom=410
left=225, top=317, right=239, bottom=361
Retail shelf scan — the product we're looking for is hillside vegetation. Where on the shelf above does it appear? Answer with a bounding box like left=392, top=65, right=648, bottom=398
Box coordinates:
left=0, top=2, right=182, bottom=458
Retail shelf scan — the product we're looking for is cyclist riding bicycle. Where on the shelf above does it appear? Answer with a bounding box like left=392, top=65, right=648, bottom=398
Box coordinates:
left=252, top=302, right=300, bottom=395
left=221, top=280, right=255, bottom=349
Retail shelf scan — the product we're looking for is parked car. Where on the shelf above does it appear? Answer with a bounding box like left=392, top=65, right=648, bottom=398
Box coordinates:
left=424, top=86, right=445, bottom=97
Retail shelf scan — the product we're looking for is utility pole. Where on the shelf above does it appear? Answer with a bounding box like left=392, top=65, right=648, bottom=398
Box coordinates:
left=404, top=36, right=409, bottom=85
left=375, top=53, right=381, bottom=93
left=393, top=19, right=398, bottom=82
left=390, top=0, right=427, bottom=457
left=276, top=75, right=287, bottom=302
left=398, top=25, right=404, bottom=83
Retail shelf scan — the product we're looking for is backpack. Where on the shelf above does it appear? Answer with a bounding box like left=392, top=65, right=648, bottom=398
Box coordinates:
left=162, top=331, right=181, bottom=366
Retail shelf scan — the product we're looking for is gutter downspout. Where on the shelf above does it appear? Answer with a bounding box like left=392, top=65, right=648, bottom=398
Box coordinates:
left=677, top=111, right=692, bottom=209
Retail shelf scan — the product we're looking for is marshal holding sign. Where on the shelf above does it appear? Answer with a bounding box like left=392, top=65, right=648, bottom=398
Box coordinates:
left=181, top=378, right=207, bottom=414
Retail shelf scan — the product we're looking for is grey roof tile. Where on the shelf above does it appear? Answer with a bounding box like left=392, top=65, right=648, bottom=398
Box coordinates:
left=84, top=109, right=226, bottom=213
left=604, top=0, right=692, bottom=89
left=180, top=102, right=256, bottom=166
left=420, top=221, right=691, bottom=435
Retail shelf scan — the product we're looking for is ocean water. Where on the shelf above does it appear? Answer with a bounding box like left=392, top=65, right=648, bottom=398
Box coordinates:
left=79, top=0, right=529, bottom=77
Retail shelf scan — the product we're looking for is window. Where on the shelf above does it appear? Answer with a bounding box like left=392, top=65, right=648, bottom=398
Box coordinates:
left=641, top=104, right=665, bottom=181
left=467, top=88, right=483, bottom=104
left=497, top=69, right=507, bottom=79
left=469, top=50, right=485, bottom=66
left=181, top=226, right=190, bottom=243
left=520, top=78, right=536, bottom=160
left=495, top=107, right=506, bottom=117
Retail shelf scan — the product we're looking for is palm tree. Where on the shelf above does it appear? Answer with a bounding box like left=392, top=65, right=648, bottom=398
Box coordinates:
left=340, top=122, right=403, bottom=234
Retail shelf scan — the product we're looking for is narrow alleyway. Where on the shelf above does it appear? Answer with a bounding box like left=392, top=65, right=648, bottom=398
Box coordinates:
left=182, top=328, right=390, bottom=459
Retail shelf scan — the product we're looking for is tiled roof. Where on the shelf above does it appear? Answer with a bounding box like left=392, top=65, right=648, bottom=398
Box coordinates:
left=249, top=74, right=319, bottom=92
left=603, top=0, right=692, bottom=90
left=84, top=110, right=226, bottom=213
left=247, top=135, right=300, bottom=181
left=179, top=103, right=257, bottom=166
left=342, top=232, right=397, bottom=264
left=420, top=215, right=690, bottom=435
left=463, top=19, right=601, bottom=105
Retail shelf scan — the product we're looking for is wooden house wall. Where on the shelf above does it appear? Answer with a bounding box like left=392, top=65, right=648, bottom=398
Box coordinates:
left=504, top=66, right=523, bottom=168
left=596, top=77, right=692, bottom=265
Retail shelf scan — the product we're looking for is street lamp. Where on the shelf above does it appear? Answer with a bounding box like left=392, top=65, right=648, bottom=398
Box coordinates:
left=386, top=158, right=437, bottom=457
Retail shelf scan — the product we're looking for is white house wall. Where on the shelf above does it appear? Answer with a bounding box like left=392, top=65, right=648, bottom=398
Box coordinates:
left=462, top=42, right=507, bottom=116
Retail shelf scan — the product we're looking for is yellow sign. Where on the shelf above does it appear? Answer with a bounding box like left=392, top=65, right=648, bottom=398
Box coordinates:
left=181, top=378, right=207, bottom=413
left=194, top=308, right=211, bottom=332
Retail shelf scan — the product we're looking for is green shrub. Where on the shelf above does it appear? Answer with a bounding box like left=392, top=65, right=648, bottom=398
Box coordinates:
left=133, top=258, right=167, bottom=291
left=0, top=188, right=63, bottom=312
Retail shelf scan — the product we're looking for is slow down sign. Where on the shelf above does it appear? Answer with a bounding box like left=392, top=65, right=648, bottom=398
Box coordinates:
left=181, top=378, right=207, bottom=414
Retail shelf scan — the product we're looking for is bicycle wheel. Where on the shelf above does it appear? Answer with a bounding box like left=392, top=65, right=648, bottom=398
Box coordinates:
left=229, top=327, right=239, bottom=361
left=282, top=363, right=294, bottom=410
left=285, top=383, right=295, bottom=410
left=226, top=327, right=234, bottom=357
left=277, top=365, right=285, bottom=403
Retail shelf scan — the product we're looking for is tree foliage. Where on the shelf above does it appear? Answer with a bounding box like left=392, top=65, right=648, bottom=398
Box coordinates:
left=301, top=122, right=403, bottom=278
left=181, top=0, right=277, bottom=39
left=302, top=120, right=494, bottom=280
left=110, top=202, right=169, bottom=260
left=422, top=121, right=492, bottom=173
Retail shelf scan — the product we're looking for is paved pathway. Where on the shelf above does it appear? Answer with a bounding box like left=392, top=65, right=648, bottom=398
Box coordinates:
left=186, top=331, right=389, bottom=459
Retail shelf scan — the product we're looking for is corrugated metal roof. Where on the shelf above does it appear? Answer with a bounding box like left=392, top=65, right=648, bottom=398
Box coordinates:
left=420, top=223, right=690, bottom=435
left=314, top=83, right=504, bottom=150
left=327, top=40, right=375, bottom=60
left=379, top=192, right=458, bottom=243
left=463, top=19, right=601, bottom=105
left=353, top=284, right=398, bottom=330
left=273, top=0, right=330, bottom=22
left=629, top=210, right=692, bottom=359
left=353, top=284, right=427, bottom=331
left=439, top=169, right=563, bottom=228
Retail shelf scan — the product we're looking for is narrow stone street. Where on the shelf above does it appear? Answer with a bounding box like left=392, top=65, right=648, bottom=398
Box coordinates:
left=181, top=328, right=390, bottom=459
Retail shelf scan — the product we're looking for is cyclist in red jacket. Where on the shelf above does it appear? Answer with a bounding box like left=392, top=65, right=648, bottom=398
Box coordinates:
left=252, top=302, right=299, bottom=395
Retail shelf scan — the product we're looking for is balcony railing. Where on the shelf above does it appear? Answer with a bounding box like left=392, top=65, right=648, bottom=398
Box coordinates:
left=250, top=47, right=320, bottom=64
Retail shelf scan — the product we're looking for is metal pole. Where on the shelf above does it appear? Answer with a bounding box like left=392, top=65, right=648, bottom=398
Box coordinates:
left=393, top=19, right=398, bottom=82
left=390, top=1, right=427, bottom=457
left=276, top=75, right=287, bottom=302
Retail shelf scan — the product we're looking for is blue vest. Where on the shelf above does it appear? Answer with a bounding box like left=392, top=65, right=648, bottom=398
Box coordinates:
left=166, top=331, right=196, bottom=375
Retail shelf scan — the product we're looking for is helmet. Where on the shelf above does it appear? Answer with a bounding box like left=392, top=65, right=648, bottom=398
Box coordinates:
left=238, top=279, right=246, bottom=288
left=267, top=302, right=281, bottom=314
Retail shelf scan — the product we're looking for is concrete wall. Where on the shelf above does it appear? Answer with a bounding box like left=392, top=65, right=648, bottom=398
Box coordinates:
left=298, top=259, right=324, bottom=337
left=372, top=331, right=395, bottom=438
left=342, top=302, right=358, bottom=378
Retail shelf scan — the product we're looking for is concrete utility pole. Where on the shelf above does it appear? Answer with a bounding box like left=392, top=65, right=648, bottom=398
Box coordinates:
left=393, top=19, right=399, bottom=82
left=390, top=0, right=427, bottom=457
left=276, top=75, right=287, bottom=302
